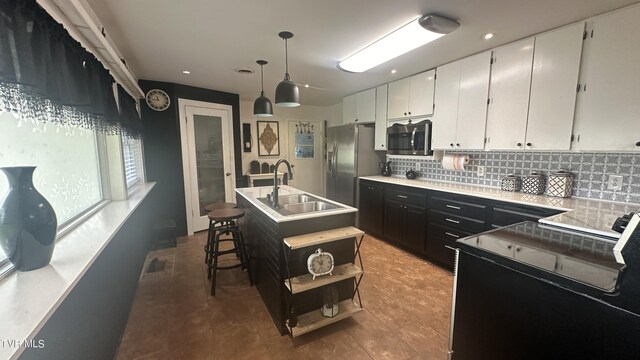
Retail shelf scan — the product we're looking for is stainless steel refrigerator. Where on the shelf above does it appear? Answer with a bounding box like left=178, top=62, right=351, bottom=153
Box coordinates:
left=325, top=123, right=385, bottom=207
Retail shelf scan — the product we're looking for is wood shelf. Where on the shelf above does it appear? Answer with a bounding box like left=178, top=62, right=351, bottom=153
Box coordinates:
left=287, top=299, right=363, bottom=337
left=285, top=263, right=363, bottom=294
left=284, top=226, right=364, bottom=250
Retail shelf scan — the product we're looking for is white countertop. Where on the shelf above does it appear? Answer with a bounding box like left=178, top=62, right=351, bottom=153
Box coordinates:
left=235, top=185, right=357, bottom=223
left=0, top=183, right=155, bottom=360
left=360, top=176, right=639, bottom=239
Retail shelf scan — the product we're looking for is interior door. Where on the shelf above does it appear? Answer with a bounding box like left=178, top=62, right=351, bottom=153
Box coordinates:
left=181, top=102, right=235, bottom=234
left=287, top=120, right=324, bottom=196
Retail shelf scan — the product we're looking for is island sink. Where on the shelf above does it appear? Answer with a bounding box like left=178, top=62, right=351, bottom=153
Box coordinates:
left=257, top=193, right=339, bottom=215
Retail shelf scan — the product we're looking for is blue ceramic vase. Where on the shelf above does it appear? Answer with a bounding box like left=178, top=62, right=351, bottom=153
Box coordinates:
left=0, top=167, right=57, bottom=271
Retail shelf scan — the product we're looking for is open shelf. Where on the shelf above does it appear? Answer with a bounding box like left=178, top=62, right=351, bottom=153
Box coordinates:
left=285, top=263, right=363, bottom=294
left=284, top=226, right=364, bottom=250
left=287, top=299, right=363, bottom=337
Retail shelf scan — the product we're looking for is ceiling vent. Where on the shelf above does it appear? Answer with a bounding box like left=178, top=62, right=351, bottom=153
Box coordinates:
left=234, top=68, right=255, bottom=75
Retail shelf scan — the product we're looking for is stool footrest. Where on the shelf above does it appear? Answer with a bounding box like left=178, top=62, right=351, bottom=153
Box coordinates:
left=216, top=263, right=244, bottom=270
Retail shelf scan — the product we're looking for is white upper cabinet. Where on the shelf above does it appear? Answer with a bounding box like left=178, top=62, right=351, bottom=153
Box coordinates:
left=526, top=22, right=585, bottom=150
left=387, top=77, right=410, bottom=119
left=387, top=70, right=435, bottom=120
left=432, top=61, right=460, bottom=149
left=342, top=93, right=357, bottom=124
left=342, top=88, right=376, bottom=124
left=409, top=70, right=435, bottom=117
left=433, top=51, right=491, bottom=150
left=572, top=5, right=640, bottom=151
left=374, top=84, right=388, bottom=151
left=485, top=38, right=535, bottom=150
left=455, top=52, right=492, bottom=150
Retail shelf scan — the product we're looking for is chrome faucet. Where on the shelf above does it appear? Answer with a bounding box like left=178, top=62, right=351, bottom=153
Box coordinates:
left=272, top=159, right=294, bottom=208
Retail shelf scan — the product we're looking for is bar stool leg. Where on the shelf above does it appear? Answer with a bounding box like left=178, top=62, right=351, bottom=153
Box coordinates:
left=237, top=230, right=253, bottom=286
left=211, top=231, right=222, bottom=296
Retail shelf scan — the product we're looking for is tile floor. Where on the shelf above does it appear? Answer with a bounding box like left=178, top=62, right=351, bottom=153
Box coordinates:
left=116, top=231, right=454, bottom=360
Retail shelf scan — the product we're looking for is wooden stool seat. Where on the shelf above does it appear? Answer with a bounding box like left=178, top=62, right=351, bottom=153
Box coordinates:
left=208, top=208, right=245, bottom=221
left=204, top=202, right=237, bottom=212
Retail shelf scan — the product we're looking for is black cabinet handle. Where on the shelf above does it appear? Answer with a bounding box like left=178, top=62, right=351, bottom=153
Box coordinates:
left=507, top=245, right=513, bottom=250
left=450, top=143, right=454, bottom=147
left=517, top=143, right=522, bottom=147
left=408, top=111, right=412, bottom=115
left=404, top=112, right=407, bottom=116
left=355, top=119, right=358, bottom=122
left=381, top=144, right=385, bottom=147
left=526, top=142, right=532, bottom=147
left=456, top=143, right=460, bottom=147
left=636, top=141, right=640, bottom=147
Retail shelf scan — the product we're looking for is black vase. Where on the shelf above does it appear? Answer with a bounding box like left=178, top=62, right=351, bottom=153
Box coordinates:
left=0, top=166, right=57, bottom=271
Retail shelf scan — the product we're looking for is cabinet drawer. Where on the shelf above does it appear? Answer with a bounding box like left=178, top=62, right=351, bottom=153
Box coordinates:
left=428, top=223, right=472, bottom=243
left=430, top=210, right=485, bottom=234
left=385, top=187, right=427, bottom=207
left=430, top=195, right=486, bottom=220
left=427, top=235, right=456, bottom=271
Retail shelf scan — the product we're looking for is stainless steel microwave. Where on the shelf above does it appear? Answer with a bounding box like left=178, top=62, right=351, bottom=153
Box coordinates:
left=387, top=119, right=433, bottom=156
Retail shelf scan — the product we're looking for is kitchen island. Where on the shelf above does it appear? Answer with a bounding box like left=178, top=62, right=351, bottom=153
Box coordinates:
left=235, top=186, right=362, bottom=336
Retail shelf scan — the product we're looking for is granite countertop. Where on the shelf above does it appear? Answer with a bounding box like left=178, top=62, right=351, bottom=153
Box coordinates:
left=235, top=185, right=357, bottom=223
left=360, top=175, right=640, bottom=239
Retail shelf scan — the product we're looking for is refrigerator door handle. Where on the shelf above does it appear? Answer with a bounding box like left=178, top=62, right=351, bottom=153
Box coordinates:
left=333, top=143, right=338, bottom=178
left=411, top=128, right=417, bottom=155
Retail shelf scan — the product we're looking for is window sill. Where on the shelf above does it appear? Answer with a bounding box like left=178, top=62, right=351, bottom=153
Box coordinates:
left=0, top=182, right=155, bottom=360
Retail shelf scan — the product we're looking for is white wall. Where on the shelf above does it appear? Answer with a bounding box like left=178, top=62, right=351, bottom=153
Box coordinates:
left=238, top=100, right=341, bottom=175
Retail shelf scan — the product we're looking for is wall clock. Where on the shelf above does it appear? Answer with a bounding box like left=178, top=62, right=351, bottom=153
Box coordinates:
left=145, top=89, right=170, bottom=111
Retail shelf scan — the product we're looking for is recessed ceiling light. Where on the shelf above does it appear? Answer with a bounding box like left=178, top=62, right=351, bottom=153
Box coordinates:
left=181, top=70, right=191, bottom=74
left=391, top=69, right=397, bottom=74
left=304, top=84, right=310, bottom=88
left=338, top=14, right=459, bottom=73
left=483, top=33, right=494, bottom=40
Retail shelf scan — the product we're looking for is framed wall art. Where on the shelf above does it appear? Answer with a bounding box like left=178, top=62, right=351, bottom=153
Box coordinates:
left=257, top=121, right=280, bottom=156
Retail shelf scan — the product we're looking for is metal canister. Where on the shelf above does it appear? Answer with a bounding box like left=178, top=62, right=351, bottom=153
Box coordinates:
left=501, top=174, right=521, bottom=192
left=522, top=171, right=546, bottom=195
left=547, top=169, right=574, bottom=198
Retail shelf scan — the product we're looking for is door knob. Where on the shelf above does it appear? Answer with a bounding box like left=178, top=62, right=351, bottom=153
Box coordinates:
left=226, top=172, right=231, bottom=176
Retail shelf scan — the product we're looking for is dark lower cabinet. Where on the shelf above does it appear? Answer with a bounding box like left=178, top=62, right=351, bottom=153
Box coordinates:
left=359, top=179, right=563, bottom=272
left=383, top=199, right=405, bottom=242
left=358, top=181, right=384, bottom=236
left=382, top=184, right=428, bottom=254
left=451, top=251, right=640, bottom=359
left=383, top=200, right=427, bottom=253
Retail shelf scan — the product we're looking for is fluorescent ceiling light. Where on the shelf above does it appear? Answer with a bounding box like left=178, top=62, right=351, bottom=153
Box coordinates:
left=338, top=14, right=459, bottom=73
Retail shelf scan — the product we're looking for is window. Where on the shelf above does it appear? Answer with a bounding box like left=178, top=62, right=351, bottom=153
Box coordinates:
left=122, top=134, right=145, bottom=189
left=0, top=111, right=104, bottom=225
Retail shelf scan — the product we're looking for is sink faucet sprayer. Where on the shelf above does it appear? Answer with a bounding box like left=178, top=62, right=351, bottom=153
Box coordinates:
left=270, top=159, right=294, bottom=208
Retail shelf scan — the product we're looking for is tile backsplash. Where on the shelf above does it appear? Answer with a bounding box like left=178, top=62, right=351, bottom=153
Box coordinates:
left=389, top=151, right=640, bottom=204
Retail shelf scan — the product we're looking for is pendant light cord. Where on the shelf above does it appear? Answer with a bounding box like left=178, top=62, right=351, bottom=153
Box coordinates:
left=260, top=63, right=265, bottom=94
left=284, top=38, right=289, bottom=76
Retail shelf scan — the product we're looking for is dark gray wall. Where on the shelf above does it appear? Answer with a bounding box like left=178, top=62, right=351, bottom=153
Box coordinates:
left=138, top=80, right=243, bottom=236
left=19, top=189, right=155, bottom=360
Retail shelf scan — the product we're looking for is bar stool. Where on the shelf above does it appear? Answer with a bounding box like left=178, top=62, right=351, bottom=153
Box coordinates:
left=207, top=208, right=253, bottom=296
left=204, top=202, right=237, bottom=267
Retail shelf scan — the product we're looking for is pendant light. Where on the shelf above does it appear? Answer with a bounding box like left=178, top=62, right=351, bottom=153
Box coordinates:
left=253, top=60, right=273, bottom=117
left=275, top=31, right=300, bottom=107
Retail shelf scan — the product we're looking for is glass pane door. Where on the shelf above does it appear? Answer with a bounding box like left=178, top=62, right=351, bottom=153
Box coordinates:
left=193, top=114, right=225, bottom=216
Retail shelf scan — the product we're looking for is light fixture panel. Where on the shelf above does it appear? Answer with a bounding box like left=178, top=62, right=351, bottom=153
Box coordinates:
left=338, top=14, right=458, bottom=73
